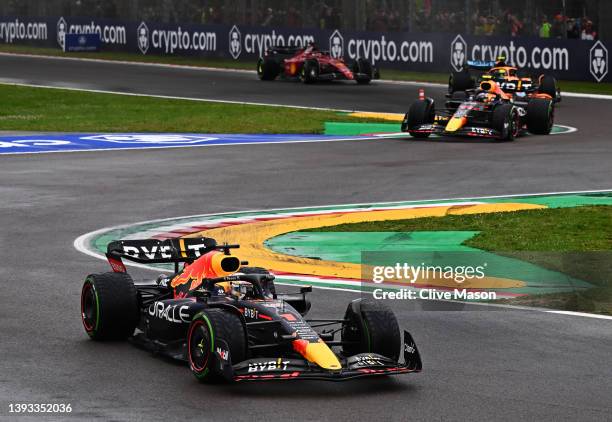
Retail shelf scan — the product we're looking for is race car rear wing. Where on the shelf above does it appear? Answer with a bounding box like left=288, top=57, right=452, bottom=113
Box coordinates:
left=464, top=60, right=533, bottom=79
left=266, top=45, right=303, bottom=55
left=466, top=59, right=496, bottom=70
left=105, top=237, right=239, bottom=273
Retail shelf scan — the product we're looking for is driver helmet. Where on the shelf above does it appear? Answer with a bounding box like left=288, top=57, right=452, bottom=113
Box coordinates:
left=495, top=55, right=507, bottom=66
left=304, top=42, right=315, bottom=52
left=475, top=92, right=492, bottom=103
left=230, top=280, right=254, bottom=300
left=156, top=274, right=171, bottom=288
left=491, top=68, right=506, bottom=78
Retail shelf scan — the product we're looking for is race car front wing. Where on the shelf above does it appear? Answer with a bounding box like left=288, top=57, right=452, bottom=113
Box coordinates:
left=215, top=330, right=422, bottom=382
left=315, top=71, right=372, bottom=82
left=408, top=123, right=501, bottom=139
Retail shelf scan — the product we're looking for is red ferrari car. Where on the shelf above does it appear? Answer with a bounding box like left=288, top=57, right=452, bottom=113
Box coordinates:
left=257, top=43, right=378, bottom=84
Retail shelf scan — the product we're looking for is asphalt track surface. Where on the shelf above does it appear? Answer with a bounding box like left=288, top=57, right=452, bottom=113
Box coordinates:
left=1, top=54, right=611, bottom=421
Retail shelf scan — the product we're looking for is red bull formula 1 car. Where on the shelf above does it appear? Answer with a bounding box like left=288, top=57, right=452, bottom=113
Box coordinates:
left=80, top=237, right=422, bottom=382
left=401, top=80, right=554, bottom=141
left=257, top=43, right=378, bottom=84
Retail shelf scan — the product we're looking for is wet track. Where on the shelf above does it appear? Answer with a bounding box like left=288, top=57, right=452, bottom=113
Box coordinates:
left=0, top=54, right=611, bottom=421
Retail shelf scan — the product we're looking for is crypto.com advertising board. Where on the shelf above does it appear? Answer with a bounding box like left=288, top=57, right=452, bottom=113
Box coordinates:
left=0, top=15, right=608, bottom=82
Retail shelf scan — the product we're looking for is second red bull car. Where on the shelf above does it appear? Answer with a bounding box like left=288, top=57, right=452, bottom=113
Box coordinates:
left=402, top=81, right=554, bottom=141
left=80, top=237, right=422, bottom=382
left=256, top=43, right=378, bottom=84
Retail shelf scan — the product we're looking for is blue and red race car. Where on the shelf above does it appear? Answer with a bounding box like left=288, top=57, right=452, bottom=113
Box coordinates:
left=81, top=237, right=422, bottom=382
left=402, top=81, right=554, bottom=141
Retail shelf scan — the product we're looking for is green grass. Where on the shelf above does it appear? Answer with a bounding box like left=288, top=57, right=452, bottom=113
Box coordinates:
left=306, top=206, right=612, bottom=314
left=0, top=84, right=383, bottom=133
left=3, top=44, right=612, bottom=95
left=310, top=206, right=612, bottom=251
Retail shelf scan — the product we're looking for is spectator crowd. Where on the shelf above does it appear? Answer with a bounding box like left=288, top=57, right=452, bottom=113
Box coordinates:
left=0, top=0, right=602, bottom=40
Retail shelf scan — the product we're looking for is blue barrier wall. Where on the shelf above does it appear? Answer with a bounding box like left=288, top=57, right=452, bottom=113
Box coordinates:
left=0, top=16, right=609, bottom=82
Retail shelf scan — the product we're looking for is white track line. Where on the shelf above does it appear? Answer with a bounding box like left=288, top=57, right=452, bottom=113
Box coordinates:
left=561, top=92, right=612, bottom=100
left=2, top=51, right=611, bottom=100
left=75, top=188, right=612, bottom=229
left=0, top=51, right=256, bottom=74
left=74, top=189, right=612, bottom=321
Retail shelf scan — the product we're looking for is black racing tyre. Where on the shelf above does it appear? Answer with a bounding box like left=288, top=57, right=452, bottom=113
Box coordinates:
left=188, top=308, right=247, bottom=382
left=80, top=272, right=139, bottom=341
left=449, top=70, right=474, bottom=93
left=526, top=98, right=554, bottom=135
left=341, top=299, right=401, bottom=361
left=257, top=57, right=280, bottom=81
left=402, top=99, right=435, bottom=138
left=538, top=74, right=558, bottom=100
left=492, top=103, right=519, bottom=141
left=352, top=58, right=373, bottom=84
left=301, top=59, right=319, bottom=84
